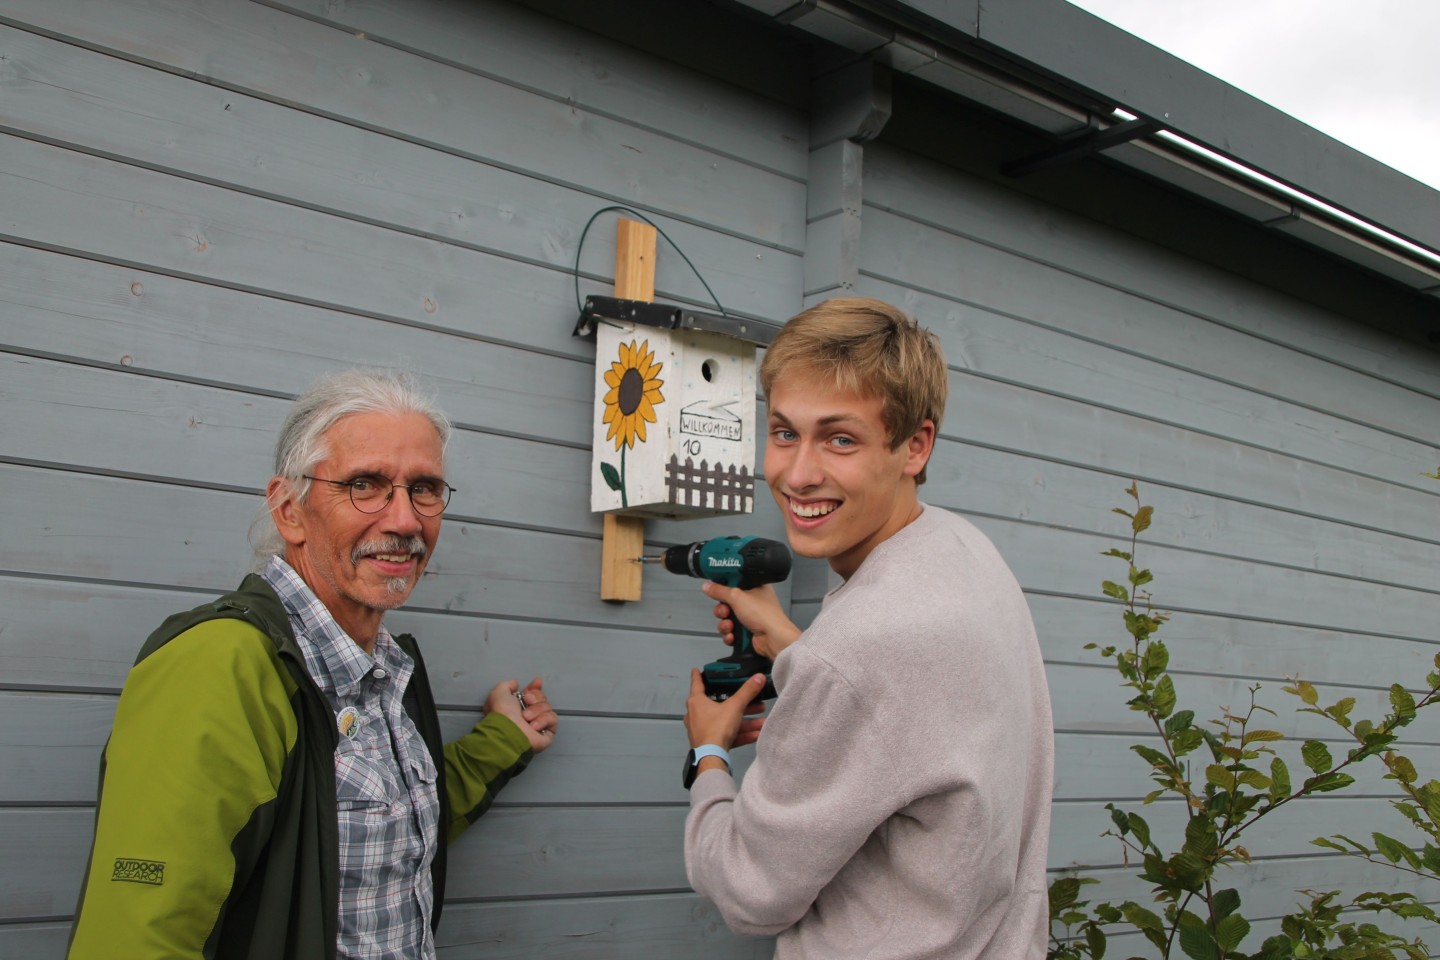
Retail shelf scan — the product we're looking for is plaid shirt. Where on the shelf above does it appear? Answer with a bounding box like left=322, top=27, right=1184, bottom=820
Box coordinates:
left=263, top=557, right=440, bottom=960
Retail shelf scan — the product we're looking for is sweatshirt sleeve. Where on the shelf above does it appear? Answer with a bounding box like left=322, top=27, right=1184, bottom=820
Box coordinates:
left=69, top=622, right=297, bottom=960
left=442, top=711, right=534, bottom=843
left=684, top=645, right=905, bottom=935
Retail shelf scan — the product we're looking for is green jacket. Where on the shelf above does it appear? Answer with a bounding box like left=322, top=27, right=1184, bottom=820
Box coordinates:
left=69, top=574, right=533, bottom=960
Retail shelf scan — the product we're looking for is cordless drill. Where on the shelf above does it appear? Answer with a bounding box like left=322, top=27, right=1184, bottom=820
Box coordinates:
left=643, top=536, right=792, bottom=701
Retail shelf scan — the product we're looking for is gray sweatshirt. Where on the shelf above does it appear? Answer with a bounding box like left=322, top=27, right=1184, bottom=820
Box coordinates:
left=686, top=505, right=1054, bottom=959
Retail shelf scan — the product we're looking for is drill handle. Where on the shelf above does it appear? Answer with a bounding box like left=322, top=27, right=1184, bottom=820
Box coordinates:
left=719, top=576, right=792, bottom=665
left=730, top=616, right=757, bottom=660
left=703, top=608, right=776, bottom=702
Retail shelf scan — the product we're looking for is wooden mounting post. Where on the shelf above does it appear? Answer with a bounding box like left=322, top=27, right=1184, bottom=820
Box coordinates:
left=599, top=218, right=657, bottom=602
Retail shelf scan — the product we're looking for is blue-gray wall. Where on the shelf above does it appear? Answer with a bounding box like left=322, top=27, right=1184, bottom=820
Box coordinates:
left=1, top=0, right=1437, bottom=956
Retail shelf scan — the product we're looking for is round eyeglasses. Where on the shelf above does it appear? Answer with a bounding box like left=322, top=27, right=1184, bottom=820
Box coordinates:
left=303, top=475, right=455, bottom=517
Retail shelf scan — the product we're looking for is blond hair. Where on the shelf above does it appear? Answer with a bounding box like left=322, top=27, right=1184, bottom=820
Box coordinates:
left=760, top=298, right=946, bottom=483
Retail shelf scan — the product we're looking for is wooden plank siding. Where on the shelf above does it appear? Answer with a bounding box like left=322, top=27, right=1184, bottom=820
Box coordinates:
left=0, top=0, right=799, bottom=955
left=839, top=137, right=1440, bottom=938
left=2, top=0, right=1438, bottom=956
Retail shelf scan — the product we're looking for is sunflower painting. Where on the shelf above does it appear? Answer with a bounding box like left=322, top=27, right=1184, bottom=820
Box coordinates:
left=600, top=338, right=665, bottom=508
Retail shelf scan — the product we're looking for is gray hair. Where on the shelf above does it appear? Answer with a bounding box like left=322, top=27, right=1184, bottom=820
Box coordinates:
left=250, top=369, right=452, bottom=565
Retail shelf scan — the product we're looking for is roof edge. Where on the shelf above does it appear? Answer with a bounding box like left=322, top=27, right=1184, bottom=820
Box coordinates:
left=811, top=0, right=1440, bottom=257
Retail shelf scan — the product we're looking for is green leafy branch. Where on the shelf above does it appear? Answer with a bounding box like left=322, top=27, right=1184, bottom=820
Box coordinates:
left=1278, top=889, right=1429, bottom=959
left=1048, top=484, right=1420, bottom=960
left=1287, top=665, right=1440, bottom=898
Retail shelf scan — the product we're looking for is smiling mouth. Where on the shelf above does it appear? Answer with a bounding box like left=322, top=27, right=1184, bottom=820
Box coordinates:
left=789, top=499, right=838, bottom=519
left=353, top=536, right=428, bottom=568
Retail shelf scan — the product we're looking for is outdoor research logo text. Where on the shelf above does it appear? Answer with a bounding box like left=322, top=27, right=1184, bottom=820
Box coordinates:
left=112, top=858, right=166, bottom=886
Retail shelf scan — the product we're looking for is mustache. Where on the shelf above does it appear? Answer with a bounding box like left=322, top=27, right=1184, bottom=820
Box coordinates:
left=351, top=535, right=428, bottom=565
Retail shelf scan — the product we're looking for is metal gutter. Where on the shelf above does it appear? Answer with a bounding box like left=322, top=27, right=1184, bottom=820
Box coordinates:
left=727, top=0, right=1440, bottom=297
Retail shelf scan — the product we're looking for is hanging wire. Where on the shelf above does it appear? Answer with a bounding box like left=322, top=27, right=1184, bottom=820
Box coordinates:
left=573, top=205, right=728, bottom=319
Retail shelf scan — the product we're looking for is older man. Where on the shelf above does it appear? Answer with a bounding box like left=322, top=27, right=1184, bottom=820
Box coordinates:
left=69, top=370, right=557, bottom=960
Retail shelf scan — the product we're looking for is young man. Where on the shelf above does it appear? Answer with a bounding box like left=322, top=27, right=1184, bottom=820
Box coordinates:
left=69, top=370, right=558, bottom=960
left=683, top=298, right=1054, bottom=959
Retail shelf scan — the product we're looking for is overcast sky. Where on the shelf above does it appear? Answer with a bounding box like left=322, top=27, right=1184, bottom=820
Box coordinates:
left=1065, top=0, right=1440, bottom=192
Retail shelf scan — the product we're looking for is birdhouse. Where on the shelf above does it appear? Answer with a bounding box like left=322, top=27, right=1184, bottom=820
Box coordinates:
left=579, top=297, right=775, bottom=519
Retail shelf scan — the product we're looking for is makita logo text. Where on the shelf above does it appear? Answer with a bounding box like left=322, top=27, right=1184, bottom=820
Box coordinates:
left=112, top=858, right=166, bottom=886
left=708, top=557, right=742, bottom=567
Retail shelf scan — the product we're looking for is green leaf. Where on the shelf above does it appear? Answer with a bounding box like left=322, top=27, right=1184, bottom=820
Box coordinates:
left=1207, top=764, right=1237, bottom=792
left=1257, top=933, right=1295, bottom=960
left=1102, top=581, right=1129, bottom=601
left=1292, top=681, right=1319, bottom=706
left=1177, top=911, right=1219, bottom=960
left=1242, top=729, right=1284, bottom=745
left=1164, top=710, right=1195, bottom=736
left=1049, top=876, right=1084, bottom=912
left=1184, top=816, right=1219, bottom=857
left=1172, top=728, right=1206, bottom=757
left=1152, top=674, right=1177, bottom=720
left=1373, top=832, right=1423, bottom=869
left=1391, top=754, right=1418, bottom=784
left=1140, top=852, right=1173, bottom=889
left=1325, top=697, right=1356, bottom=724
left=1270, top=757, right=1291, bottom=799
left=1086, top=924, right=1106, bottom=960
left=1333, top=833, right=1372, bottom=855
left=600, top=462, right=622, bottom=492
left=1301, top=740, right=1333, bottom=774
left=1101, top=548, right=1133, bottom=560
left=1169, top=851, right=1210, bottom=892
left=1132, top=505, right=1153, bottom=533
left=1392, top=801, right=1422, bottom=824
left=1216, top=913, right=1250, bottom=952
left=1132, top=744, right=1170, bottom=769
left=1130, top=567, right=1154, bottom=588
left=1120, top=901, right=1165, bottom=948
left=1212, top=887, right=1241, bottom=920
left=1129, top=812, right=1152, bottom=851
left=1305, top=771, right=1355, bottom=793
left=1421, top=784, right=1440, bottom=821
left=1391, top=684, right=1417, bottom=717
left=1423, top=844, right=1440, bottom=874
left=1121, top=610, right=1145, bottom=641
left=1229, top=793, right=1263, bottom=821
left=1238, top=769, right=1272, bottom=790
left=1142, top=641, right=1169, bottom=675
left=1311, top=837, right=1348, bottom=853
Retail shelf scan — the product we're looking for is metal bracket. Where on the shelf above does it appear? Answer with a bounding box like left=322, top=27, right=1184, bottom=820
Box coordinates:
left=1003, top=116, right=1162, bottom=178
left=573, top=295, right=780, bottom=346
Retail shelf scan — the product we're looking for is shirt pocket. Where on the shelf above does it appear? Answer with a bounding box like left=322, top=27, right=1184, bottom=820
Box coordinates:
left=334, top=734, right=399, bottom=811
left=404, top=732, right=439, bottom=787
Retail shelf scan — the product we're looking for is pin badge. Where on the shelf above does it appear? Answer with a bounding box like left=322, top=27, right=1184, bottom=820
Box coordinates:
left=337, top=706, right=360, bottom=739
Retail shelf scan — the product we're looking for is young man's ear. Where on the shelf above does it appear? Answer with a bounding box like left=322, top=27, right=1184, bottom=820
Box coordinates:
left=902, top=419, right=936, bottom=479
left=267, top=476, right=308, bottom=547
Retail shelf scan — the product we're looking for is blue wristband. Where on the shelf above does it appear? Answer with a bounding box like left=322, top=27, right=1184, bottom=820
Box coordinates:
left=683, top=743, right=732, bottom=788
left=692, top=744, right=731, bottom=768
